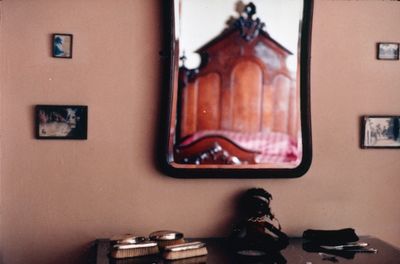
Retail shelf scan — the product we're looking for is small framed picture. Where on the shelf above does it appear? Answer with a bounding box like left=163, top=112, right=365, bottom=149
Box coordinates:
left=361, top=116, right=400, bottom=148
left=35, top=105, right=87, bottom=139
left=377, top=42, right=399, bottom=60
left=52, top=33, right=73, bottom=58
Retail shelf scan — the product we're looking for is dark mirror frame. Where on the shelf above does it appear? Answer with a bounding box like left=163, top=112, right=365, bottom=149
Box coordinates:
left=158, top=0, right=313, bottom=178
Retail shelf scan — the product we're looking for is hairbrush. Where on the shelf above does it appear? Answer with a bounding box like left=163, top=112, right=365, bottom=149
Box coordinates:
left=110, top=241, right=159, bottom=259
left=162, top=241, right=208, bottom=260
left=149, top=230, right=185, bottom=249
left=110, top=234, right=146, bottom=246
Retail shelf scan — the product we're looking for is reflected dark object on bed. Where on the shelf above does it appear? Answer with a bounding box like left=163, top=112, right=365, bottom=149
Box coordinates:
left=174, top=135, right=259, bottom=165
left=174, top=130, right=299, bottom=165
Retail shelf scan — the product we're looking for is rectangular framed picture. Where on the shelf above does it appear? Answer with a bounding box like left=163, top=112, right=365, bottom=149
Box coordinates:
left=52, top=33, right=73, bottom=58
left=377, top=42, right=399, bottom=60
left=361, top=116, right=400, bottom=148
left=35, top=105, right=87, bottom=140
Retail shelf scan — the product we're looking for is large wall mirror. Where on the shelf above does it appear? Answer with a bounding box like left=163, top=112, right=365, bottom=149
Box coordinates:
left=161, top=0, right=313, bottom=178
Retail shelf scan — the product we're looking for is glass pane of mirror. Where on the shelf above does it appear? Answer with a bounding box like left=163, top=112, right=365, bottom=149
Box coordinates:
left=162, top=0, right=313, bottom=178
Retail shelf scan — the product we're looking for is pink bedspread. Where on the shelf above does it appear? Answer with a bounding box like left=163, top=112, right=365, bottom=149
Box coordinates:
left=179, top=130, right=301, bottom=164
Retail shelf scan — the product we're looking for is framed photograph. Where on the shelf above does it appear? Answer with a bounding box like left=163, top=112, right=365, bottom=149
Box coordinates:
left=52, top=33, right=73, bottom=58
left=361, top=116, right=400, bottom=148
left=377, top=42, right=399, bottom=60
left=35, top=105, right=87, bottom=140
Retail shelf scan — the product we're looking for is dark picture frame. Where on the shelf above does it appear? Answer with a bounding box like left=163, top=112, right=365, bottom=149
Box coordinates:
left=35, top=105, right=88, bottom=140
left=52, top=33, right=73, bottom=58
left=377, top=42, right=399, bottom=60
left=361, top=116, right=400, bottom=148
left=158, top=0, right=313, bottom=178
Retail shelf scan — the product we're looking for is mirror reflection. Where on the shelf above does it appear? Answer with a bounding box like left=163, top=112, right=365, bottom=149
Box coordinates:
left=167, top=0, right=309, bottom=170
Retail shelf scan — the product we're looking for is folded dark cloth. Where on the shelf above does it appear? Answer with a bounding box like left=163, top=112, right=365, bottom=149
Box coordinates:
left=302, top=228, right=359, bottom=245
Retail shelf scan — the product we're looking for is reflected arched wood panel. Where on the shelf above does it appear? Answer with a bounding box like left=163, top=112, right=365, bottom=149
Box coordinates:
left=197, top=73, right=221, bottom=131
left=232, top=61, right=263, bottom=133
left=180, top=81, right=198, bottom=138
left=271, top=75, right=291, bottom=134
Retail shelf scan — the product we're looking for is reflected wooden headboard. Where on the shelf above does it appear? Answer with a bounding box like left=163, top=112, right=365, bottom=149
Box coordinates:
left=177, top=27, right=299, bottom=144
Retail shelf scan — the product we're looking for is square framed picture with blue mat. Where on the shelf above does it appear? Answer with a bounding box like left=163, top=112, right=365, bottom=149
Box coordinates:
left=52, top=33, right=73, bottom=58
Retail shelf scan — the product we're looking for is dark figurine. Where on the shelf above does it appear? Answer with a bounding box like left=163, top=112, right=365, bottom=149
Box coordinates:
left=231, top=188, right=289, bottom=263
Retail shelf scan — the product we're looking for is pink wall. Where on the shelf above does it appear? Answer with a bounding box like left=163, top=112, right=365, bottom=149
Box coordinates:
left=1, top=0, right=400, bottom=263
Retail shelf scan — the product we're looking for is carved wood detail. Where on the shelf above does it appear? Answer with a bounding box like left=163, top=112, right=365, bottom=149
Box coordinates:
left=174, top=136, right=259, bottom=165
